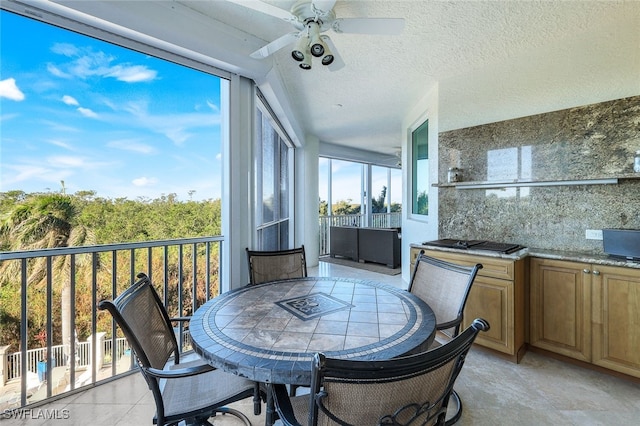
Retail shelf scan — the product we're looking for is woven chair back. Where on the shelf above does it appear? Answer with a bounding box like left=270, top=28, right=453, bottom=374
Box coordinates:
left=308, top=319, right=490, bottom=426
left=99, top=273, right=178, bottom=370
left=246, top=246, right=307, bottom=285
left=408, top=253, right=482, bottom=338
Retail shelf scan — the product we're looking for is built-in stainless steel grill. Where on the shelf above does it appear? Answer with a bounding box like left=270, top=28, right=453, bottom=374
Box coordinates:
left=421, top=239, right=524, bottom=254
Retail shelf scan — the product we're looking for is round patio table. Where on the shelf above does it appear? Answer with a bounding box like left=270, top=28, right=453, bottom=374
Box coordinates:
left=189, top=276, right=436, bottom=425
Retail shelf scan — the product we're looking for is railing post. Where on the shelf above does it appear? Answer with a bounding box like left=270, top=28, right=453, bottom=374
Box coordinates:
left=0, top=345, right=10, bottom=387
left=90, top=333, right=106, bottom=377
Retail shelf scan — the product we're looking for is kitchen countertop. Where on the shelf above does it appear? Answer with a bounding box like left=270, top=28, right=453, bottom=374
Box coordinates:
left=411, top=243, right=640, bottom=269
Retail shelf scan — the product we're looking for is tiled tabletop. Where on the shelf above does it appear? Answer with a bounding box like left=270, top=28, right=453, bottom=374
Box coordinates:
left=190, top=277, right=436, bottom=386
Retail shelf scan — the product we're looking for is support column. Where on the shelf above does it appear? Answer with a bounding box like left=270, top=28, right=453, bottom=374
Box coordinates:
left=0, top=345, right=10, bottom=387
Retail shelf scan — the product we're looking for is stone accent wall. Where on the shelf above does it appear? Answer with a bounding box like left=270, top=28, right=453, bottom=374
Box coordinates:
left=438, top=95, right=640, bottom=253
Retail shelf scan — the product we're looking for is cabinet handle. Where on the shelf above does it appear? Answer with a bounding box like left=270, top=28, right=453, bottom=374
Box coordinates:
left=592, top=270, right=600, bottom=276
left=583, top=269, right=591, bottom=274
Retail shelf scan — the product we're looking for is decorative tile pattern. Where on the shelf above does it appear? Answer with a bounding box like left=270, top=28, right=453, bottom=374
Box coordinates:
left=190, top=277, right=436, bottom=386
left=275, top=292, right=353, bottom=321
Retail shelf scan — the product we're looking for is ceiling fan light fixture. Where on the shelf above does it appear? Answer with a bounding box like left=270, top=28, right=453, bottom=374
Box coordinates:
left=320, top=38, right=334, bottom=65
left=299, top=46, right=312, bottom=70
left=291, top=35, right=308, bottom=61
left=308, top=21, right=325, bottom=57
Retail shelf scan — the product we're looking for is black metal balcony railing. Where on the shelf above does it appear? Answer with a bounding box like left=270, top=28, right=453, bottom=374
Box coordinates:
left=318, top=212, right=401, bottom=255
left=0, top=236, right=223, bottom=410
left=0, top=214, right=401, bottom=410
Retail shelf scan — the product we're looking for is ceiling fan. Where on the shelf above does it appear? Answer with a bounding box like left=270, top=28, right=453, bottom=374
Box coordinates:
left=228, top=0, right=405, bottom=71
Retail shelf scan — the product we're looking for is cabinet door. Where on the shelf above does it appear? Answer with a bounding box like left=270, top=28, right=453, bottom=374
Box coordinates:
left=463, top=275, right=513, bottom=355
left=591, top=265, right=640, bottom=378
left=529, top=258, right=591, bottom=361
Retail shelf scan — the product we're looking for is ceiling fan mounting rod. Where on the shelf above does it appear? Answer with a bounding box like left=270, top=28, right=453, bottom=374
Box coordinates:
left=304, top=17, right=322, bottom=26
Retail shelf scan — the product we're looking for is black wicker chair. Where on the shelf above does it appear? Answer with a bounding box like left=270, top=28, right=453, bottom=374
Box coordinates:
left=246, top=245, right=307, bottom=286
left=99, top=273, right=261, bottom=426
left=273, top=318, right=490, bottom=426
left=407, top=251, right=483, bottom=425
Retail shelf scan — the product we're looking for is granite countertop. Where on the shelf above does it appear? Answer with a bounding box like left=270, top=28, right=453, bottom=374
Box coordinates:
left=411, top=243, right=640, bottom=269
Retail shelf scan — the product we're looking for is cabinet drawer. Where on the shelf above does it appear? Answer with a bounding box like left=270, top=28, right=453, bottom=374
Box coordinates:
left=421, top=249, right=514, bottom=281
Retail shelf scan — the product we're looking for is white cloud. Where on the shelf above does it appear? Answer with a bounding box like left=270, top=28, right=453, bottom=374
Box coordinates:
left=206, top=100, right=220, bottom=113
left=46, top=140, right=74, bottom=150
left=62, top=95, right=79, bottom=106
left=5, top=164, right=50, bottom=183
left=1, top=113, right=20, bottom=122
left=107, top=140, right=156, bottom=154
left=106, top=65, right=157, bottom=83
left=132, top=177, right=157, bottom=187
left=0, top=78, right=25, bottom=101
left=77, top=107, right=98, bottom=118
left=47, top=155, right=86, bottom=168
left=51, top=42, right=79, bottom=57
left=41, top=120, right=81, bottom=133
left=48, top=43, right=157, bottom=83
left=46, top=63, right=69, bottom=78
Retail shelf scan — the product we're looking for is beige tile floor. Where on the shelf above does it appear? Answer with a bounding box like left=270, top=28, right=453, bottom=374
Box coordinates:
left=8, top=262, right=640, bottom=425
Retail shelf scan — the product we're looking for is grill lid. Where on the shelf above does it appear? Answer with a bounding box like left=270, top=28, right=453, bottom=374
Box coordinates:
left=422, top=239, right=523, bottom=254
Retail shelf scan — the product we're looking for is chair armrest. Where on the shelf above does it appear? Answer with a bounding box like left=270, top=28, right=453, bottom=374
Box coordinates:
left=272, top=383, right=303, bottom=426
left=436, top=317, right=462, bottom=331
left=146, top=362, right=214, bottom=379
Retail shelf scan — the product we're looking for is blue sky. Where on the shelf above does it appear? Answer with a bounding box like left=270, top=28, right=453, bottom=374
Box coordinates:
left=1, top=10, right=223, bottom=202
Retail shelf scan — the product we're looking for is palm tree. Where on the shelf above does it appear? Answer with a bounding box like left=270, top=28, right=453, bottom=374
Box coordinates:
left=0, top=193, right=96, bottom=357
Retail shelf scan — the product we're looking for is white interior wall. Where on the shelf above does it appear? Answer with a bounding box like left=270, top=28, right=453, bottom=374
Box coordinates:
left=296, top=135, right=320, bottom=267
left=224, top=75, right=255, bottom=291
left=401, top=83, right=440, bottom=283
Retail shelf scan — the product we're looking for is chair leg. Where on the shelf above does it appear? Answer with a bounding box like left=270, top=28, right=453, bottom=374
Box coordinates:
left=212, top=407, right=252, bottom=426
left=288, top=384, right=298, bottom=397
left=253, top=382, right=263, bottom=415
left=445, top=389, right=463, bottom=426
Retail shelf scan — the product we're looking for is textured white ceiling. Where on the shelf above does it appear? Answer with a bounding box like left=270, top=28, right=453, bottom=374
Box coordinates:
left=50, top=0, right=640, bottom=156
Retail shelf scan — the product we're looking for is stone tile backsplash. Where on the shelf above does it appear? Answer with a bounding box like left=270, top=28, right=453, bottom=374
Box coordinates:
left=438, top=95, right=640, bottom=253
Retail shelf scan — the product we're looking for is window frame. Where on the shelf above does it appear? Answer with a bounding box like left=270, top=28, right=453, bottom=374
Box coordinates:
left=410, top=118, right=430, bottom=218
left=254, top=95, right=295, bottom=251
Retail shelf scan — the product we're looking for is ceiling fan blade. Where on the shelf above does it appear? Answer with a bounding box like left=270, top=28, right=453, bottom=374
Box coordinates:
left=250, top=32, right=300, bottom=59
left=311, top=0, right=337, bottom=16
left=228, top=0, right=297, bottom=22
left=332, top=18, right=405, bottom=35
left=321, top=36, right=345, bottom=72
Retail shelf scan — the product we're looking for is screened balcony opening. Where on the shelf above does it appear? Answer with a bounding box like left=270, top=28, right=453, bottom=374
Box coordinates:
left=0, top=8, right=228, bottom=409
left=318, top=157, right=402, bottom=257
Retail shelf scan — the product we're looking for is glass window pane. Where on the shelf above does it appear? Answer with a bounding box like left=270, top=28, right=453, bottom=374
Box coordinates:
left=412, top=120, right=429, bottom=215
left=331, top=160, right=362, bottom=216
left=279, top=138, right=288, bottom=219
left=371, top=166, right=388, bottom=213
left=261, top=224, right=278, bottom=251
left=390, top=168, right=402, bottom=212
left=279, top=220, right=289, bottom=249
left=319, top=158, right=330, bottom=216
left=262, top=117, right=275, bottom=223
left=255, top=100, right=292, bottom=251
left=0, top=10, right=224, bottom=240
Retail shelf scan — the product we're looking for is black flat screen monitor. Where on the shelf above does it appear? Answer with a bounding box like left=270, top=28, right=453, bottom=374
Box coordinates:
left=602, top=229, right=640, bottom=261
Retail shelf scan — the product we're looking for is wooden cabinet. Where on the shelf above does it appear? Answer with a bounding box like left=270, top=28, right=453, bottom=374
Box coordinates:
left=410, top=247, right=527, bottom=362
left=529, top=258, right=591, bottom=361
left=530, top=258, right=640, bottom=378
left=591, top=265, right=640, bottom=378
